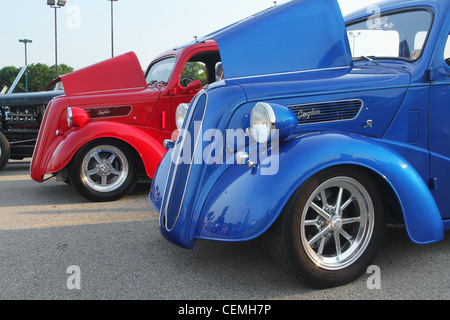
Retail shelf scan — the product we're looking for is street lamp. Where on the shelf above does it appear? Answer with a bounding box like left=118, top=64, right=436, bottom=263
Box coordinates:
left=47, top=0, right=67, bottom=79
left=348, top=31, right=361, bottom=57
left=108, top=0, right=118, bottom=58
left=19, top=39, right=32, bottom=92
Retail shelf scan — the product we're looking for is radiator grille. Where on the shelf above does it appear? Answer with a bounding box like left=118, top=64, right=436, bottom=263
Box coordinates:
left=161, top=93, right=208, bottom=230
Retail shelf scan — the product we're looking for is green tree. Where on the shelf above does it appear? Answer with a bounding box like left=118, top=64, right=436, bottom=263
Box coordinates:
left=56, top=64, right=74, bottom=75
left=0, top=66, right=21, bottom=89
left=0, top=63, right=73, bottom=92
left=27, top=63, right=54, bottom=92
left=180, top=62, right=207, bottom=86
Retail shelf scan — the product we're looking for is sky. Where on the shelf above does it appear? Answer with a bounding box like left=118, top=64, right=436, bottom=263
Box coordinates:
left=1, top=0, right=380, bottom=71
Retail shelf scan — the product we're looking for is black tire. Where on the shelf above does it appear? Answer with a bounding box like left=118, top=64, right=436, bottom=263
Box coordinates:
left=0, top=132, right=10, bottom=171
left=268, top=166, right=386, bottom=288
left=69, top=140, right=138, bottom=202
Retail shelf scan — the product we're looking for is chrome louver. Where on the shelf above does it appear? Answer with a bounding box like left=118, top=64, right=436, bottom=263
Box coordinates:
left=288, top=99, right=363, bottom=125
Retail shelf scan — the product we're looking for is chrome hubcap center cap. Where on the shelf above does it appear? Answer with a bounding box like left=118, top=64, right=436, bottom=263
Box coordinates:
left=329, top=216, right=343, bottom=230
left=99, top=163, right=110, bottom=174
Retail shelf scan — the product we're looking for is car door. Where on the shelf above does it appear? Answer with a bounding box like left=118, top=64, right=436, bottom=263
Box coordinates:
left=429, top=28, right=450, bottom=220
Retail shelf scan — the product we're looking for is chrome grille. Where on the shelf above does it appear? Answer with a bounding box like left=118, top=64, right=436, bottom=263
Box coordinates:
left=288, top=99, right=363, bottom=125
left=160, top=93, right=208, bottom=231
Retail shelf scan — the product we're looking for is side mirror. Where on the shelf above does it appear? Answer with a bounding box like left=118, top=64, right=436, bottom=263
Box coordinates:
left=185, top=79, right=202, bottom=93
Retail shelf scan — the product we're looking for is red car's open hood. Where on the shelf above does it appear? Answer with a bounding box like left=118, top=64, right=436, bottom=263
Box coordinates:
left=47, top=52, right=147, bottom=95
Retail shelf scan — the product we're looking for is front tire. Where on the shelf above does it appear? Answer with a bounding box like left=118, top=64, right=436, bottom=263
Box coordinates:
left=69, top=140, right=138, bottom=202
left=0, top=132, right=10, bottom=171
left=273, top=166, right=385, bottom=288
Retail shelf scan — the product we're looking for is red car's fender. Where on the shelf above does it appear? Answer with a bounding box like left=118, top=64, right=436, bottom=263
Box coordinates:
left=47, top=121, right=167, bottom=180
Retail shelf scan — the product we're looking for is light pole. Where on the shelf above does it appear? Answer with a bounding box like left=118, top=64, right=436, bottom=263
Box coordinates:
left=19, top=39, right=32, bottom=92
left=348, top=31, right=361, bottom=57
left=108, top=0, right=118, bottom=58
left=47, top=0, right=66, bottom=79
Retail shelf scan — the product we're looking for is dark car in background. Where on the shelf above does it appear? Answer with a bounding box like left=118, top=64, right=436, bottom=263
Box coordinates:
left=0, top=70, right=63, bottom=171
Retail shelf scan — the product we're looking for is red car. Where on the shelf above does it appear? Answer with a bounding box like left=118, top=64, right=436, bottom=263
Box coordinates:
left=30, top=40, right=221, bottom=201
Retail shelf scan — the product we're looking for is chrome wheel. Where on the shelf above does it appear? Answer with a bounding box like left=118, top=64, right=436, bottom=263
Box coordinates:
left=300, top=176, right=374, bottom=270
left=81, top=145, right=129, bottom=193
left=269, top=167, right=385, bottom=288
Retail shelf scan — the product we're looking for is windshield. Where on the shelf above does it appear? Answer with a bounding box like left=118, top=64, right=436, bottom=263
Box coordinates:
left=146, top=56, right=176, bottom=85
left=346, top=9, right=433, bottom=61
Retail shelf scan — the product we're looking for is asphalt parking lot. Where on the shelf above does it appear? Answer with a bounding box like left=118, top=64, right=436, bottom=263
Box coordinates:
left=1, top=159, right=449, bottom=301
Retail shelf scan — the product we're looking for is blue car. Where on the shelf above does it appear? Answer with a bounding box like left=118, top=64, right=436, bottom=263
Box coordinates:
left=150, top=0, right=449, bottom=288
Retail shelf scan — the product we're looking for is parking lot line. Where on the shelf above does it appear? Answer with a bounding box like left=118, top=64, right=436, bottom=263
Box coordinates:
left=0, top=203, right=158, bottom=231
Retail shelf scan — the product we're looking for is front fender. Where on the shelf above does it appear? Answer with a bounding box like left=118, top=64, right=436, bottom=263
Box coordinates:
left=195, top=132, right=444, bottom=245
left=48, top=121, right=166, bottom=179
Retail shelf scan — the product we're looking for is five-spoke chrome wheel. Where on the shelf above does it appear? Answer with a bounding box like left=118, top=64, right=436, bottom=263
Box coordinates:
left=81, top=145, right=129, bottom=193
left=69, top=140, right=138, bottom=202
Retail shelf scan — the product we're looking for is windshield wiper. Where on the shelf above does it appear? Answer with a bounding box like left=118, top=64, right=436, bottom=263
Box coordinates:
left=148, top=80, right=167, bottom=86
left=354, top=56, right=379, bottom=65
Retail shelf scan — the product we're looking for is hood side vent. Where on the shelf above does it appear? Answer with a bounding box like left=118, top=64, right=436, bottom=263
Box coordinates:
left=288, top=99, right=363, bottom=125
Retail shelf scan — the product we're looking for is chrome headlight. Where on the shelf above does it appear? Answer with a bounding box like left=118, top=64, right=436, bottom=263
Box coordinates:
left=175, top=103, right=189, bottom=130
left=250, top=102, right=276, bottom=143
left=249, top=102, right=298, bottom=144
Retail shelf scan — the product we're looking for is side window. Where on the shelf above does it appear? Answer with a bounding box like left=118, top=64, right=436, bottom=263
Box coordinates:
left=444, top=34, right=450, bottom=66
left=180, top=61, right=207, bottom=87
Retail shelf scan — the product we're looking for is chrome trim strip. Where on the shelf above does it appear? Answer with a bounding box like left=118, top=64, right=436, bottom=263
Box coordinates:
left=225, top=66, right=350, bottom=81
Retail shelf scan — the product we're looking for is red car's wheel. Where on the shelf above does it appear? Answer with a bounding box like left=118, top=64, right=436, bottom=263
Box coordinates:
left=69, top=140, right=138, bottom=202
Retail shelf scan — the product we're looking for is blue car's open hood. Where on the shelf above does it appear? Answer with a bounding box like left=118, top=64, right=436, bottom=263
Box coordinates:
left=201, top=0, right=353, bottom=79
